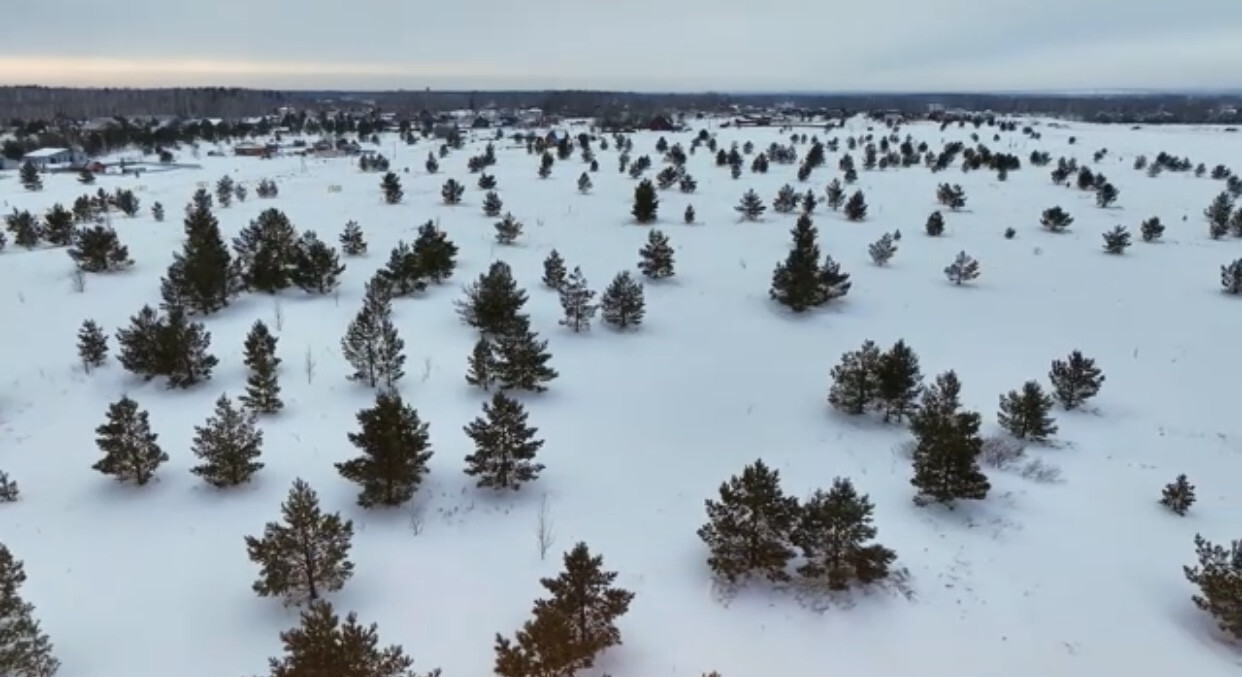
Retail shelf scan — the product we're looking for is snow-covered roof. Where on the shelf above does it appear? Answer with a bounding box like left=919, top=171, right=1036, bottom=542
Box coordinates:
left=24, top=147, right=70, bottom=158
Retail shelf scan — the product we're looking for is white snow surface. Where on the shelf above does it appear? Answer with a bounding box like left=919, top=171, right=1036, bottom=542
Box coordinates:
left=1, top=117, right=1240, bottom=677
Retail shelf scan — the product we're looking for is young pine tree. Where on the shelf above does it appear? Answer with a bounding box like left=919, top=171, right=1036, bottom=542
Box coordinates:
left=735, top=189, right=766, bottom=221
left=697, top=459, right=800, bottom=583
left=190, top=394, right=265, bottom=487
left=494, top=213, right=524, bottom=245
left=482, top=191, right=504, bottom=217
left=996, top=380, right=1058, bottom=441
left=637, top=229, right=675, bottom=279
left=558, top=267, right=598, bottom=333
left=827, top=340, right=883, bottom=415
left=341, top=281, right=406, bottom=390
left=542, top=249, right=568, bottom=290
left=1048, top=350, right=1105, bottom=410
left=631, top=179, right=659, bottom=223
left=925, top=210, right=946, bottom=236
left=339, top=220, right=367, bottom=256
left=493, top=315, right=559, bottom=393
left=1160, top=474, right=1196, bottom=516
left=265, top=600, right=437, bottom=677
left=868, top=232, right=898, bottom=265
left=1183, top=534, right=1242, bottom=639
left=770, top=214, right=825, bottom=312
left=944, top=250, right=980, bottom=285
left=411, top=220, right=458, bottom=284
left=381, top=172, right=403, bottom=204
left=93, top=395, right=168, bottom=485
left=290, top=231, right=345, bottom=294
left=1101, top=225, right=1131, bottom=254
left=167, top=192, right=241, bottom=314
left=909, top=371, right=990, bottom=506
left=463, top=391, right=546, bottom=491
left=240, top=320, right=283, bottom=414
left=455, top=261, right=529, bottom=335
left=337, top=392, right=434, bottom=508
left=792, top=477, right=897, bottom=590
left=825, top=178, right=845, bottom=211
left=465, top=337, right=498, bottom=391
left=160, top=306, right=219, bottom=389
left=599, top=271, right=646, bottom=329
left=76, top=319, right=109, bottom=372
left=245, top=479, right=355, bottom=606
left=0, top=545, right=60, bottom=677
left=873, top=339, right=923, bottom=423
left=843, top=190, right=867, bottom=221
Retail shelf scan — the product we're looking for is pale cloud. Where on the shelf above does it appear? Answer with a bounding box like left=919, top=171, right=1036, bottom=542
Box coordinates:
left=0, top=0, right=1239, bottom=91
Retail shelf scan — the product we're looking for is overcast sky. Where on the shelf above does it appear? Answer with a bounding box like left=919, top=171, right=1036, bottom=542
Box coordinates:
left=1, top=0, right=1240, bottom=92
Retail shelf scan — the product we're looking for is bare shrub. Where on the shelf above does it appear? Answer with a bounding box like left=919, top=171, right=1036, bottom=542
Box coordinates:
left=70, top=268, right=87, bottom=293
left=1020, top=458, right=1063, bottom=483
left=981, top=435, right=1027, bottom=470
left=420, top=357, right=433, bottom=383
left=273, top=297, right=285, bottom=331
left=304, top=347, right=316, bottom=384
left=408, top=500, right=426, bottom=536
left=536, top=493, right=555, bottom=560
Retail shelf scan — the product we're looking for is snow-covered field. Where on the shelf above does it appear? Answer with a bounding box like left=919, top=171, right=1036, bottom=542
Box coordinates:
left=1, top=116, right=1240, bottom=677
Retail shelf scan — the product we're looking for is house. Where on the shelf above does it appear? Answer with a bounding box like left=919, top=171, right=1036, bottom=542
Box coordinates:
left=471, top=115, right=491, bottom=129
left=648, top=115, right=675, bottom=131
left=22, top=147, right=83, bottom=169
left=235, top=143, right=277, bottom=158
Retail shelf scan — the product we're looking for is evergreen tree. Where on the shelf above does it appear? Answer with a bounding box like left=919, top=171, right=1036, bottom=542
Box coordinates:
left=1095, top=181, right=1119, bottom=208
left=541, top=250, right=567, bottom=290
left=874, top=339, right=922, bottom=422
left=997, top=381, right=1058, bottom=441
left=944, top=250, right=980, bottom=285
left=482, top=190, right=503, bottom=217
left=1048, top=350, right=1104, bottom=410
left=577, top=172, right=592, bottom=193
left=463, top=391, right=546, bottom=490
left=1140, top=216, right=1164, bottom=242
left=868, top=232, right=898, bottom=265
left=190, top=394, right=264, bottom=487
left=40, top=204, right=74, bottom=246
left=1160, top=474, right=1196, bottom=516
left=216, top=175, right=235, bottom=207
left=18, top=161, right=41, bottom=191
left=925, top=211, right=946, bottom=236
left=245, top=479, right=355, bottom=606
left=909, top=371, right=990, bottom=506
left=0, top=472, right=15, bottom=503
left=494, top=213, right=524, bottom=245
left=735, top=189, right=766, bottom=221
left=0, top=545, right=60, bottom=677
left=76, top=319, right=108, bottom=372
left=792, top=477, right=897, bottom=590
left=697, top=459, right=799, bottom=583
left=381, top=172, right=403, bottom=204
left=599, top=271, right=646, bottom=329
left=92, top=396, right=168, bottom=485
left=771, top=184, right=799, bottom=213
left=440, top=178, right=464, bottom=205
left=381, top=241, right=427, bottom=297
left=936, top=183, right=966, bottom=210
left=827, top=340, right=883, bottom=415
left=233, top=208, right=299, bottom=294
left=291, top=231, right=345, bottom=294
left=411, top=221, right=458, bottom=284
left=266, top=600, right=436, bottom=677
left=493, top=315, right=559, bottom=393
left=337, top=392, right=434, bottom=508
left=631, top=179, right=659, bottom=223
left=825, top=178, right=845, bottom=211
left=478, top=173, right=497, bottom=190
left=1101, top=225, right=1131, bottom=254
left=771, top=214, right=823, bottom=312
left=1183, top=534, right=1242, bottom=639
left=168, top=192, right=241, bottom=314
left=465, top=337, right=497, bottom=391
left=340, top=220, right=367, bottom=256
left=637, top=229, right=675, bottom=279
left=5, top=210, right=40, bottom=249
left=1223, top=259, right=1242, bottom=295
left=802, top=189, right=818, bottom=214
left=114, top=305, right=164, bottom=380
left=495, top=543, right=634, bottom=677
left=1205, top=192, right=1234, bottom=239
left=240, top=320, right=283, bottom=414
left=161, top=306, right=219, bottom=389
left=1040, top=206, right=1074, bottom=233
left=341, top=281, right=405, bottom=390
left=455, top=261, right=528, bottom=335
left=684, top=204, right=695, bottom=224
left=558, top=267, right=597, bottom=332
left=843, top=190, right=867, bottom=221
left=67, top=225, right=133, bottom=273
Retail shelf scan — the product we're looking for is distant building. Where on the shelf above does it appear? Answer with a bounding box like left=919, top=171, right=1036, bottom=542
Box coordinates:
left=22, top=147, right=83, bottom=169
left=648, top=115, right=675, bottom=131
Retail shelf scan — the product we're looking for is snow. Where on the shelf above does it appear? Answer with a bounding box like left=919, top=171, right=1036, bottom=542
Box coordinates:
left=1, top=117, right=1240, bottom=677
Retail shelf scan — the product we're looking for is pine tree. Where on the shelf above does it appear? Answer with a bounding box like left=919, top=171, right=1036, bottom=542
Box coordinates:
left=67, top=224, right=133, bottom=273
left=463, top=391, right=546, bottom=490
left=925, top=211, right=946, bottom=236
left=843, top=190, right=867, bottom=221
left=40, top=204, right=74, bottom=246
left=1041, top=206, right=1074, bottom=233
left=233, top=208, right=299, bottom=294
left=440, top=178, right=464, bottom=205
left=868, top=232, right=898, bottom=265
left=735, top=189, right=766, bottom=221
left=637, top=229, right=675, bottom=279
left=411, top=220, right=458, bottom=284
left=1223, top=259, right=1242, bottom=295
left=771, top=214, right=823, bottom=312
left=828, top=340, right=883, bottom=415
left=0, top=544, right=60, bottom=677
left=944, top=250, right=980, bottom=285
left=240, top=320, right=283, bottom=414
left=631, top=179, right=659, bottom=223
left=600, top=271, right=646, bottom=329
left=493, top=315, right=559, bottom=392
left=558, top=267, right=597, bottom=332
left=190, top=394, right=265, bottom=488
left=495, top=543, right=635, bottom=677
left=494, top=212, right=524, bottom=245
left=18, top=161, right=41, bottom=191
left=114, top=305, right=164, bottom=380
left=245, top=479, right=355, bottom=606
left=291, top=231, right=345, bottom=294
left=5, top=210, right=40, bottom=249
left=909, top=371, right=990, bottom=506
left=1183, top=534, right=1242, bottom=639
left=76, top=319, right=108, bottom=372
left=997, top=381, right=1058, bottom=441
left=478, top=173, right=497, bottom=190
left=874, top=339, right=922, bottom=422
left=455, top=261, right=529, bottom=336
left=1101, top=225, right=1131, bottom=254
left=684, top=204, right=695, bottom=224
left=151, top=201, right=165, bottom=222
left=381, top=172, right=403, bottom=204
left=825, top=178, right=845, bottom=211
left=337, top=392, right=434, bottom=508
left=792, top=477, right=896, bottom=590
left=1048, top=350, right=1105, bottom=410
left=161, top=306, right=219, bottom=389
left=169, top=192, right=241, bottom=314
left=936, top=183, right=966, bottom=210
left=1095, top=182, right=1119, bottom=207
left=340, top=220, right=367, bottom=256
left=341, top=281, right=405, bottom=390
left=266, top=600, right=437, bottom=677
left=0, top=472, right=17, bottom=502
left=577, top=172, right=592, bottom=193
left=542, top=250, right=567, bottom=290
left=1140, top=216, right=1164, bottom=242
left=380, top=241, right=427, bottom=297
left=771, top=184, right=799, bottom=213
left=697, top=459, right=799, bottom=583
left=92, top=396, right=168, bottom=485
left=482, top=190, right=504, bottom=217
left=465, top=337, right=497, bottom=391
left=1160, top=474, right=1196, bottom=516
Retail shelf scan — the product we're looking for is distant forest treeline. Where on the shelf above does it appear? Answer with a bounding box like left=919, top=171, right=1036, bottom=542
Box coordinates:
left=0, top=85, right=1239, bottom=124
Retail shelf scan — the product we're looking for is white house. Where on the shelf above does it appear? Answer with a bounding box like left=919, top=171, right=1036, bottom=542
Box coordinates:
left=22, top=147, right=84, bottom=169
